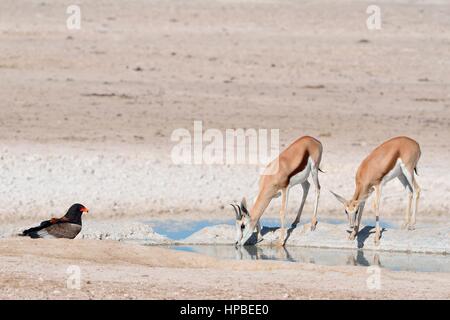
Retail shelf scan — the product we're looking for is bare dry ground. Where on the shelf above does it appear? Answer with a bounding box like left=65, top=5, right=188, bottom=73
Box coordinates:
left=1, top=239, right=449, bottom=300
left=0, top=0, right=449, bottom=221
left=0, top=0, right=449, bottom=299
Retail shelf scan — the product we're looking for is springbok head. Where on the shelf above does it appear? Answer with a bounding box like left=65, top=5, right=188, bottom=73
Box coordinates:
left=330, top=191, right=362, bottom=229
left=230, top=197, right=251, bottom=245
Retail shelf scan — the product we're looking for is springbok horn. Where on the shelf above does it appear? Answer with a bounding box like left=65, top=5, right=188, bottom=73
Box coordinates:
left=230, top=204, right=242, bottom=219
left=240, top=197, right=249, bottom=216
left=236, top=204, right=243, bottom=218
left=330, top=190, right=347, bottom=204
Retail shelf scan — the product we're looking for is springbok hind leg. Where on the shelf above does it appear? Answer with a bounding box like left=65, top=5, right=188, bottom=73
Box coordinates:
left=409, top=178, right=421, bottom=230
left=291, top=181, right=310, bottom=228
left=398, top=174, right=413, bottom=229
left=310, top=168, right=321, bottom=231
left=401, top=166, right=420, bottom=231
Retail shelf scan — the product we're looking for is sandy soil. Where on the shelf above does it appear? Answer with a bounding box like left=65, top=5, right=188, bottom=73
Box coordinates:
left=0, top=0, right=449, bottom=299
left=1, top=238, right=449, bottom=300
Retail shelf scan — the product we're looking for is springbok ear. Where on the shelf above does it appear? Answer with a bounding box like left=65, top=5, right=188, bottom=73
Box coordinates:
left=330, top=191, right=347, bottom=204
left=230, top=204, right=242, bottom=220
left=240, top=197, right=249, bottom=216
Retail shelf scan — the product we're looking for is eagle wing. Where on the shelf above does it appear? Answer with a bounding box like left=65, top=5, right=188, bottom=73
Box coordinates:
left=35, top=222, right=82, bottom=239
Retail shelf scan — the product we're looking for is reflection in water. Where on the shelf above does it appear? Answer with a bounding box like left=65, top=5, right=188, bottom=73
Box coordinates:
left=170, top=245, right=450, bottom=273
left=234, top=246, right=379, bottom=267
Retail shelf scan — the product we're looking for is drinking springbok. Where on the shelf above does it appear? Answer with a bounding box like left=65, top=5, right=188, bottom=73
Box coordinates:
left=331, top=136, right=421, bottom=245
left=231, top=136, right=323, bottom=246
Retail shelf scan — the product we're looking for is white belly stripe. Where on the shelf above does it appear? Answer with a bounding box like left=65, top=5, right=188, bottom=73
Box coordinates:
left=289, top=157, right=314, bottom=188
left=382, top=158, right=403, bottom=185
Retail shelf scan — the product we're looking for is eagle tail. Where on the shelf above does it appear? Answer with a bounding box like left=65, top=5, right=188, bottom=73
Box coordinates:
left=21, top=220, right=53, bottom=238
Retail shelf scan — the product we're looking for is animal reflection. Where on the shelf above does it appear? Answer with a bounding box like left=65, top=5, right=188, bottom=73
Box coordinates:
left=234, top=245, right=383, bottom=268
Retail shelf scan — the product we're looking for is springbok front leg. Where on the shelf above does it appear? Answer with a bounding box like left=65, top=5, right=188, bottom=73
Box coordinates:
left=255, top=220, right=263, bottom=242
left=278, top=187, right=288, bottom=246
left=310, top=167, right=321, bottom=231
left=349, top=201, right=365, bottom=240
left=291, top=180, right=310, bottom=228
left=373, top=184, right=382, bottom=245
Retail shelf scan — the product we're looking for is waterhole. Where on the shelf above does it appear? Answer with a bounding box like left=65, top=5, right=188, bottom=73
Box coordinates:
left=145, top=218, right=449, bottom=273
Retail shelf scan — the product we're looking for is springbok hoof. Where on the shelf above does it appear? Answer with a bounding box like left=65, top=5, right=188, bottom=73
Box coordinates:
left=408, top=225, right=416, bottom=231
left=310, top=221, right=317, bottom=231
left=348, top=234, right=356, bottom=241
left=276, top=238, right=286, bottom=247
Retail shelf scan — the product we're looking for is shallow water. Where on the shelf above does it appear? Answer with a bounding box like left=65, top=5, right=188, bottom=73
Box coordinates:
left=169, top=244, right=450, bottom=273
left=145, top=217, right=395, bottom=241
left=145, top=218, right=449, bottom=273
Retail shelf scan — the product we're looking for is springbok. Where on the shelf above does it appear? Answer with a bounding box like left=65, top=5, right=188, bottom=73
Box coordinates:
left=231, top=136, right=323, bottom=246
left=331, top=136, right=421, bottom=245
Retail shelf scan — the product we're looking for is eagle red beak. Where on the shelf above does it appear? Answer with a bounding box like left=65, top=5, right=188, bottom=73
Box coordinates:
left=81, top=207, right=89, bottom=213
